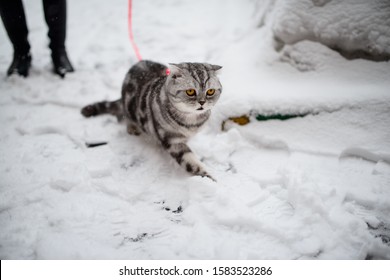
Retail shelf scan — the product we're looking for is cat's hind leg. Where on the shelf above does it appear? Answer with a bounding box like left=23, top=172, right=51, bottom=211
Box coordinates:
left=126, top=121, right=141, bottom=136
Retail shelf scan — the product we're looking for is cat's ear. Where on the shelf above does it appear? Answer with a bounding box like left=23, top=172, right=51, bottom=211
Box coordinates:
left=168, top=63, right=183, bottom=79
left=211, top=64, right=222, bottom=71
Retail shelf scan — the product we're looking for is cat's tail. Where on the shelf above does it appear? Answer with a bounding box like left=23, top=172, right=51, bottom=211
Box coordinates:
left=81, top=99, right=124, bottom=121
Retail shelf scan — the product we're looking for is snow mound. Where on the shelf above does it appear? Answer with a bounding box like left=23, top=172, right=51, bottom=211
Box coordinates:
left=265, top=0, right=390, bottom=61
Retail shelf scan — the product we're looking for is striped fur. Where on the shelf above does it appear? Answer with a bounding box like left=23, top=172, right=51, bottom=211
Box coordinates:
left=81, top=60, right=222, bottom=180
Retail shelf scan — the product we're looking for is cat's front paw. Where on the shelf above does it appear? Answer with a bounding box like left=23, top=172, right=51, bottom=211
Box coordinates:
left=197, top=170, right=217, bottom=182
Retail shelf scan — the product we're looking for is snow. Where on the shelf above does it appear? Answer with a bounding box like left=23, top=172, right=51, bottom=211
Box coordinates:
left=268, top=0, right=390, bottom=61
left=1, top=0, right=390, bottom=259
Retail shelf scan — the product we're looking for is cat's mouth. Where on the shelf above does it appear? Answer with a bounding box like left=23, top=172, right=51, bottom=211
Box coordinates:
left=197, top=107, right=204, bottom=111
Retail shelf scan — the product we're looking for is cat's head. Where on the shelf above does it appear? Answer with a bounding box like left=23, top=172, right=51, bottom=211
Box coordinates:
left=165, top=62, right=222, bottom=114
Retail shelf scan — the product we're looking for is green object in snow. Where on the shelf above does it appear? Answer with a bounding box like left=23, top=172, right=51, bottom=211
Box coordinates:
left=255, top=113, right=308, bottom=122
left=222, top=112, right=311, bottom=131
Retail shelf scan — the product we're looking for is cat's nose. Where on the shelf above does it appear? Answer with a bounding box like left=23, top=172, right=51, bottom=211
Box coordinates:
left=199, top=100, right=205, bottom=106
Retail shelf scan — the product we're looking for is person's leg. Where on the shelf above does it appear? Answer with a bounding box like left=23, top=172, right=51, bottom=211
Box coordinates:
left=42, top=0, right=66, bottom=52
left=0, top=0, right=32, bottom=77
left=42, top=0, right=74, bottom=77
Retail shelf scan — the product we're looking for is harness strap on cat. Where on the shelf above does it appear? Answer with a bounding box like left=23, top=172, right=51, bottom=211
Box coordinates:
left=128, top=0, right=142, bottom=61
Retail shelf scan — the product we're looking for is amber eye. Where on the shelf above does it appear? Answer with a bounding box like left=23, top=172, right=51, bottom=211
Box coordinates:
left=206, top=89, right=215, bottom=96
left=186, top=89, right=196, bottom=96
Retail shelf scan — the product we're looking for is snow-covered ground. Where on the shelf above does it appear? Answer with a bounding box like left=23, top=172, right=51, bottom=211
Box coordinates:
left=1, top=0, right=390, bottom=259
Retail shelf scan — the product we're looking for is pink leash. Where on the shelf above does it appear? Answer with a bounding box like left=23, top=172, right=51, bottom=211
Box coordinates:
left=128, top=0, right=142, bottom=61
left=128, top=0, right=171, bottom=75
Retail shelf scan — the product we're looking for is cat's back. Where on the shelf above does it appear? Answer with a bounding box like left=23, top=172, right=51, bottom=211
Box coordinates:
left=123, top=60, right=166, bottom=87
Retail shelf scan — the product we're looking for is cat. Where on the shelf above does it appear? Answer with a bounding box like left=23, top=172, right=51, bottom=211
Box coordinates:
left=81, top=60, right=222, bottom=180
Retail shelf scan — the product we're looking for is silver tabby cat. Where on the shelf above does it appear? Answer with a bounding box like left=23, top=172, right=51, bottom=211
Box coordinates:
left=81, top=60, right=222, bottom=180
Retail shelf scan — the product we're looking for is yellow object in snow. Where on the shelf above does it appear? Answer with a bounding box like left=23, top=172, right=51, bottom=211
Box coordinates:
left=222, top=115, right=250, bottom=131
left=230, top=115, right=250, bottom=125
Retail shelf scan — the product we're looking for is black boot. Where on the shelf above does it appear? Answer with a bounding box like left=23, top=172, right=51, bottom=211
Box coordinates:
left=0, top=0, right=32, bottom=77
left=43, top=0, right=75, bottom=78
left=52, top=50, right=74, bottom=78
left=7, top=52, right=32, bottom=77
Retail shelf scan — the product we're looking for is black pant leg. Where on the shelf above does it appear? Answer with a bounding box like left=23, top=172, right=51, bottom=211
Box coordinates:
left=0, top=0, right=30, bottom=55
left=42, top=0, right=66, bottom=54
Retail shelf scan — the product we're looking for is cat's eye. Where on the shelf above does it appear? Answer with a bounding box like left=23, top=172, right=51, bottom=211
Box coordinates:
left=206, top=89, right=215, bottom=96
left=186, top=89, right=196, bottom=96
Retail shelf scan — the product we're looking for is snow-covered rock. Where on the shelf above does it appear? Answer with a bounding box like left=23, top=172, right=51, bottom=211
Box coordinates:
left=262, top=0, right=390, bottom=61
